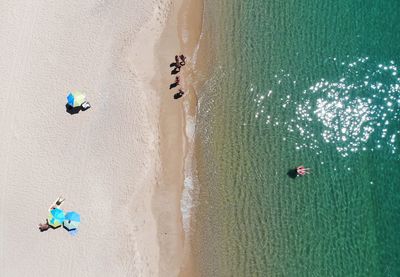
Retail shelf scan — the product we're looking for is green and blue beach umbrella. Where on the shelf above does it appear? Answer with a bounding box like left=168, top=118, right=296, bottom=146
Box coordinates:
left=48, top=208, right=65, bottom=228
left=63, top=211, right=80, bottom=231
left=67, top=91, right=86, bottom=108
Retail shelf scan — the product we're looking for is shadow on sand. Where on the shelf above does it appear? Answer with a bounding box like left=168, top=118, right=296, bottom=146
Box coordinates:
left=169, top=82, right=178, bottom=89
left=171, top=68, right=180, bottom=75
left=63, top=225, right=76, bottom=232
left=173, top=92, right=184, bottom=99
left=65, top=104, right=83, bottom=115
left=48, top=223, right=62, bottom=230
left=66, top=104, right=90, bottom=115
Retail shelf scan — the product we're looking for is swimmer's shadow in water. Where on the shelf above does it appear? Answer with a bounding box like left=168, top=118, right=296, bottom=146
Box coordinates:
left=287, top=169, right=298, bottom=179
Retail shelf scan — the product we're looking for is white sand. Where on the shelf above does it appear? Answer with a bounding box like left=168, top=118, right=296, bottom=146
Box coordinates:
left=0, top=0, right=177, bottom=276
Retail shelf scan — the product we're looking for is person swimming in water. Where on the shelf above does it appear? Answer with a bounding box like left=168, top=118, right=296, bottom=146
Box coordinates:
left=296, top=166, right=310, bottom=176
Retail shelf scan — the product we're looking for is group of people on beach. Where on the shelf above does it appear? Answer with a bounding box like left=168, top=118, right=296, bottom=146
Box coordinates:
left=38, top=196, right=65, bottom=232
left=170, top=54, right=186, bottom=99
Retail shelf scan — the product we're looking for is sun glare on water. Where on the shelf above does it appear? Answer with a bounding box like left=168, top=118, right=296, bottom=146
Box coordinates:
left=253, top=57, right=400, bottom=158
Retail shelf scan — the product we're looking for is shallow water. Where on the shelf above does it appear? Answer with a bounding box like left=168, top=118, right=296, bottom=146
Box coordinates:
left=192, top=0, right=400, bottom=276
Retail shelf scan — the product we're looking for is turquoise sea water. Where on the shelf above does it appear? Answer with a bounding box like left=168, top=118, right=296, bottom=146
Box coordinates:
left=192, top=0, right=400, bottom=276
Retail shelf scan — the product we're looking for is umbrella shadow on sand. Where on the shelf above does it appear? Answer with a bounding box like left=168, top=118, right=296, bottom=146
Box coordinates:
left=49, top=224, right=62, bottom=230
left=65, top=104, right=83, bottom=115
left=65, top=104, right=91, bottom=115
left=63, top=225, right=78, bottom=235
left=39, top=220, right=61, bottom=232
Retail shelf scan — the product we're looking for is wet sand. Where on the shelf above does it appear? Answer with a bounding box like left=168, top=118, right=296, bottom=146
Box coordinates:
left=153, top=0, right=206, bottom=276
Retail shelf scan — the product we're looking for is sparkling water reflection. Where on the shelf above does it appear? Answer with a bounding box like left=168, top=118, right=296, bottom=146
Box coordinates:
left=254, top=57, right=400, bottom=157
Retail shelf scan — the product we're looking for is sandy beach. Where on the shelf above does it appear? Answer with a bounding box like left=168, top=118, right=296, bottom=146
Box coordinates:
left=0, top=0, right=198, bottom=276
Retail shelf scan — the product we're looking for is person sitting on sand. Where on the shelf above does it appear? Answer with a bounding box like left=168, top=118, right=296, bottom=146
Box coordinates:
left=174, top=55, right=181, bottom=69
left=172, top=62, right=181, bottom=75
left=179, top=54, right=186, bottom=66
left=48, top=196, right=65, bottom=211
left=175, top=76, right=180, bottom=86
left=179, top=54, right=186, bottom=65
left=38, top=220, right=50, bottom=232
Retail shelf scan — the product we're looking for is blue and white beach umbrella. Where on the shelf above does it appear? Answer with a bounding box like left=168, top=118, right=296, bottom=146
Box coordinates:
left=67, top=91, right=86, bottom=108
left=48, top=208, right=66, bottom=228
left=63, top=211, right=80, bottom=231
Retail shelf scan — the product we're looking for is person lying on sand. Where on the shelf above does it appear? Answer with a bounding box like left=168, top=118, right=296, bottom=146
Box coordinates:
left=38, top=220, right=50, bottom=232
left=48, top=196, right=65, bottom=211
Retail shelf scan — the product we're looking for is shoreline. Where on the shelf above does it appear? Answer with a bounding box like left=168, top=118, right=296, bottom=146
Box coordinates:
left=177, top=0, right=207, bottom=276
left=151, top=0, right=186, bottom=276
left=152, top=0, right=205, bottom=276
left=178, top=0, right=214, bottom=275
